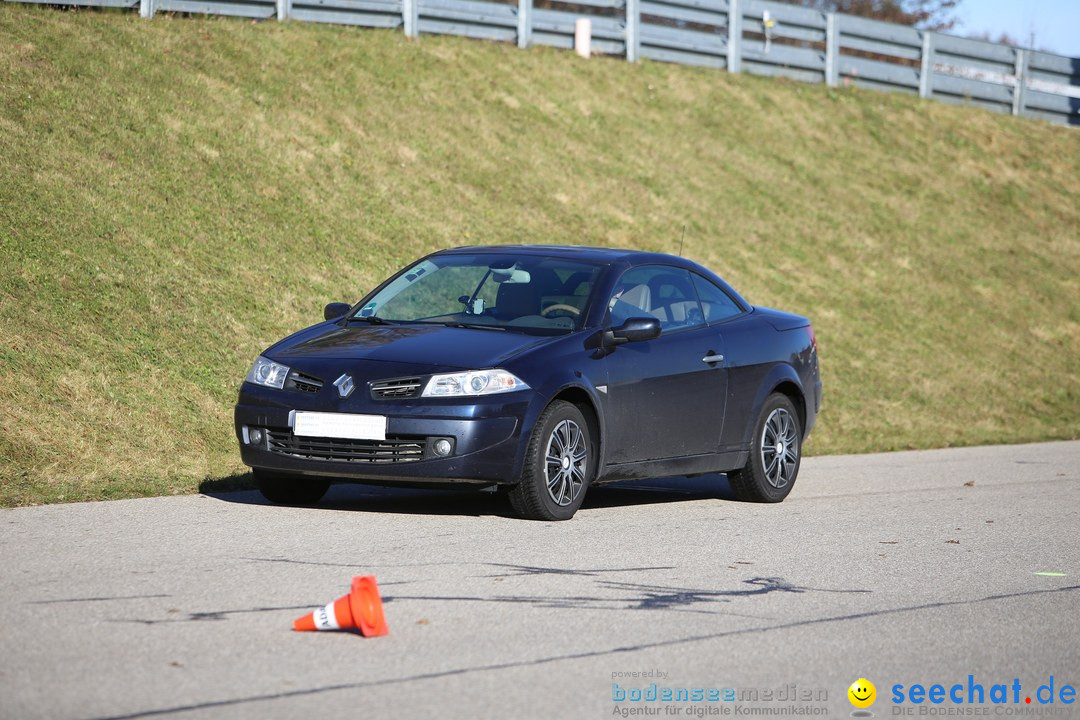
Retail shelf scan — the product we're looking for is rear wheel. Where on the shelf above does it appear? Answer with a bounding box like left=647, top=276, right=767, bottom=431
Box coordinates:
left=508, top=401, right=595, bottom=521
left=254, top=469, right=331, bottom=506
left=728, top=393, right=802, bottom=503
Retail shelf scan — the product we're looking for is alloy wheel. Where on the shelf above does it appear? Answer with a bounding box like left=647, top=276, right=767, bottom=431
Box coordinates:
left=760, top=408, right=798, bottom=489
left=544, top=419, right=588, bottom=506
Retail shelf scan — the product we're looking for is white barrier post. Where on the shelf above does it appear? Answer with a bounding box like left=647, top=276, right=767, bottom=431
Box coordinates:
left=919, top=31, right=934, bottom=98
left=403, top=0, right=418, bottom=38
left=825, top=13, right=838, bottom=87
left=1012, top=48, right=1027, bottom=116
left=575, top=18, right=591, bottom=59
left=726, top=0, right=741, bottom=73
left=517, top=0, right=532, bottom=49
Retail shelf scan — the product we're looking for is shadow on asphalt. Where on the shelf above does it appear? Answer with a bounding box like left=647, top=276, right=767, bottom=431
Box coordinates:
left=198, top=474, right=735, bottom=518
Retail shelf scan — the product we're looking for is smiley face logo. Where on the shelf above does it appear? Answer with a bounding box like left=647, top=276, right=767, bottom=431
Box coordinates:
left=848, top=678, right=876, bottom=708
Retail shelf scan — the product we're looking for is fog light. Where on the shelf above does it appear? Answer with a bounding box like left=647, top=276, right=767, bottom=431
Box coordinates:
left=433, top=439, right=452, bottom=457
left=249, top=428, right=264, bottom=445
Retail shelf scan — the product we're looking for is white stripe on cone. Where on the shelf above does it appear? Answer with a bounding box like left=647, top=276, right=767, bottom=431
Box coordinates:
left=313, top=601, right=340, bottom=630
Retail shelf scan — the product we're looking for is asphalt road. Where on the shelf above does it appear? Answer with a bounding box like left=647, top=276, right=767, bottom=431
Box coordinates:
left=2, top=441, right=1078, bottom=720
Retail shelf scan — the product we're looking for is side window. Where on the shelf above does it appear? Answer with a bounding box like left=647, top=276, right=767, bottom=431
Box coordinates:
left=691, top=273, right=743, bottom=323
left=607, top=266, right=705, bottom=332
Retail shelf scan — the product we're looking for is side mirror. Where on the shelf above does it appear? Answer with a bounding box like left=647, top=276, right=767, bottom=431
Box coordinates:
left=603, top=317, right=661, bottom=347
left=324, top=302, right=352, bottom=321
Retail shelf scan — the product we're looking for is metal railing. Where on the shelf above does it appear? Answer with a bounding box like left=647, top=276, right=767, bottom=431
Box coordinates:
left=12, top=0, right=1079, bottom=125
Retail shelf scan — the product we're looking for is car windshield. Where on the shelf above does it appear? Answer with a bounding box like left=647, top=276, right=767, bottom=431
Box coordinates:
left=351, top=253, right=604, bottom=334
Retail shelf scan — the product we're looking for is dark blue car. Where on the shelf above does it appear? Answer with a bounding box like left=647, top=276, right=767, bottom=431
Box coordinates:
left=235, top=245, right=821, bottom=520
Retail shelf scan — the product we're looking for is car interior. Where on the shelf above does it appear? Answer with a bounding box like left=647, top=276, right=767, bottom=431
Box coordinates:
left=607, top=276, right=704, bottom=330
left=491, top=268, right=592, bottom=328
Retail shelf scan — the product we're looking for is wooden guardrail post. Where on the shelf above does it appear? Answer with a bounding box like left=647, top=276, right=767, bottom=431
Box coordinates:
left=726, top=0, right=741, bottom=74
left=824, top=13, right=838, bottom=86
left=626, top=0, right=640, bottom=63
left=1012, top=48, right=1027, bottom=116
left=517, top=0, right=532, bottom=48
left=918, top=31, right=934, bottom=98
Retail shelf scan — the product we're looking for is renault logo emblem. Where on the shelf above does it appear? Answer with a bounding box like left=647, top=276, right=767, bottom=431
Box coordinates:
left=333, top=374, right=355, bottom=399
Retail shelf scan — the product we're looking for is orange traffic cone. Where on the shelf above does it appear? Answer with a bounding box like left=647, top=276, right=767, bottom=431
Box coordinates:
left=293, top=576, right=389, bottom=637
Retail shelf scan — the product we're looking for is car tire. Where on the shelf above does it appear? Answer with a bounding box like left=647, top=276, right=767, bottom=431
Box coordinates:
left=254, top=469, right=331, bottom=506
left=508, top=400, right=596, bottom=521
left=728, top=393, right=802, bottom=503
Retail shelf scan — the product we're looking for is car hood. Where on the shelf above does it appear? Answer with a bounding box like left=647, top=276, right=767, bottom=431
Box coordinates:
left=267, top=322, right=555, bottom=371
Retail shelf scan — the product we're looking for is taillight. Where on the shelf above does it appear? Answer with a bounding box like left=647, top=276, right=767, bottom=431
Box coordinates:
left=807, top=325, right=818, bottom=352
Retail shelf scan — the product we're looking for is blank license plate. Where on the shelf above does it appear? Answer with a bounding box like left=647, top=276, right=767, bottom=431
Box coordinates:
left=292, top=411, right=386, bottom=441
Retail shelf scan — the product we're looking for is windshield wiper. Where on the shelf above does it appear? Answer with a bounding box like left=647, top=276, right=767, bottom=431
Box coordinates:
left=443, top=322, right=506, bottom=331
left=347, top=315, right=395, bottom=325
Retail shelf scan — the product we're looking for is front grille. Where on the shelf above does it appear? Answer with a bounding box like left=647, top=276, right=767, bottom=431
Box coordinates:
left=370, top=377, right=422, bottom=400
left=266, top=430, right=424, bottom=463
left=286, top=371, right=324, bottom=394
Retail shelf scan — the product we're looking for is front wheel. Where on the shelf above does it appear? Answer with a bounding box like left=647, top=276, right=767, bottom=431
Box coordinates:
left=728, top=393, right=802, bottom=503
left=508, top=401, right=596, bottom=520
left=254, top=469, right=331, bottom=506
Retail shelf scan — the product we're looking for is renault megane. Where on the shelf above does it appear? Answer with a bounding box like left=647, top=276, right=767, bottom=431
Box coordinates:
left=235, top=245, right=821, bottom=520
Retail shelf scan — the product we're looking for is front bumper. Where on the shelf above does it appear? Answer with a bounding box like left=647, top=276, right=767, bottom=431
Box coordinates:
left=234, top=396, right=527, bottom=485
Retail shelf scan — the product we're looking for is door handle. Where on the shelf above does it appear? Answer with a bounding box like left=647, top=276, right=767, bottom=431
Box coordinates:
left=702, top=353, right=724, bottom=364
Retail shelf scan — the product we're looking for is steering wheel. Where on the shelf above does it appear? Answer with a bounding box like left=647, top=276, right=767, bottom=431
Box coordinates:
left=541, top=304, right=581, bottom=317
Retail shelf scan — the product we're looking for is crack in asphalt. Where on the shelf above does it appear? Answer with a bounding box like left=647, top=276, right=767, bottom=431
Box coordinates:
left=110, top=605, right=316, bottom=625
left=242, top=557, right=488, bottom=570
left=27, top=594, right=171, bottom=604
left=80, top=584, right=1080, bottom=720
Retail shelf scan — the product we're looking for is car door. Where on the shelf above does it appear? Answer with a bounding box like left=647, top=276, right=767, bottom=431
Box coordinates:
left=601, top=266, right=728, bottom=464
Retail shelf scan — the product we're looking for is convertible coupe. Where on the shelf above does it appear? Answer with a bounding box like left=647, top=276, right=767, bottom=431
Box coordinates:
left=235, top=246, right=821, bottom=520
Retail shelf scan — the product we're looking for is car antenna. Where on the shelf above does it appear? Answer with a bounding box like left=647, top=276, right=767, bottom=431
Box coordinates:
left=678, top=224, right=686, bottom=256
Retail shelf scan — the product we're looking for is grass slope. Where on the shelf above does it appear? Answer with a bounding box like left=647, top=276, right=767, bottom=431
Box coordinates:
left=1, top=5, right=1078, bottom=506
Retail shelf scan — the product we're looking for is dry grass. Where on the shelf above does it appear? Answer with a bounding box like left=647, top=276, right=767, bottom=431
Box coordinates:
left=1, top=6, right=1078, bottom=505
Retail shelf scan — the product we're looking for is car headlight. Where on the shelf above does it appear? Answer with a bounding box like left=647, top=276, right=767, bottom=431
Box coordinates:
left=422, top=369, right=529, bottom=397
left=244, top=356, right=291, bottom=390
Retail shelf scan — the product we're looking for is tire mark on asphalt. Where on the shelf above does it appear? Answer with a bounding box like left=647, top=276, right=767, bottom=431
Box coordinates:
left=81, top=583, right=1080, bottom=720
left=476, top=563, right=678, bottom=577
left=382, top=577, right=867, bottom=612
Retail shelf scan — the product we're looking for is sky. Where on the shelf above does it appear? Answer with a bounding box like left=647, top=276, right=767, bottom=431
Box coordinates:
left=956, top=0, right=1080, bottom=58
